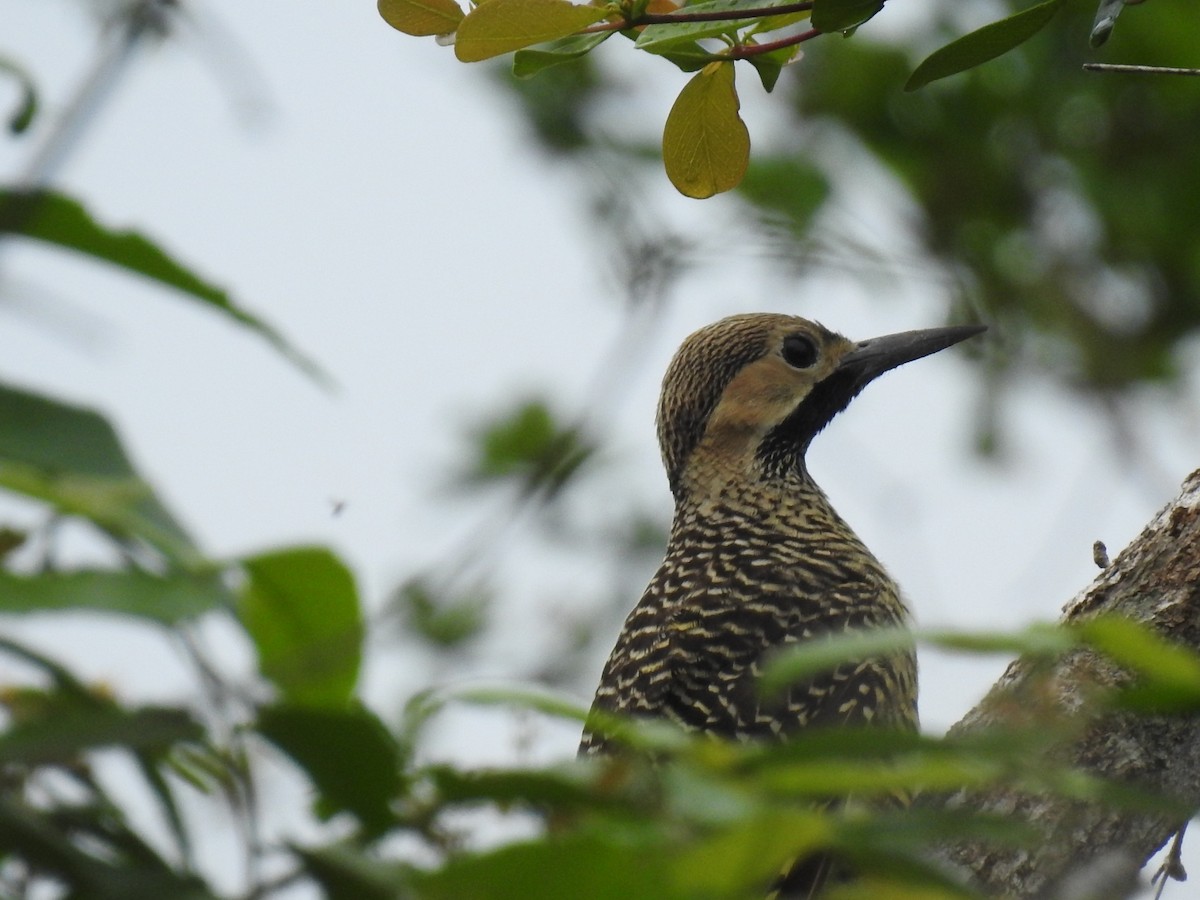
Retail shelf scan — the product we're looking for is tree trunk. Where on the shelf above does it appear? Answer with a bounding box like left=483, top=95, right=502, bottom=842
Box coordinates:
left=931, top=468, right=1200, bottom=898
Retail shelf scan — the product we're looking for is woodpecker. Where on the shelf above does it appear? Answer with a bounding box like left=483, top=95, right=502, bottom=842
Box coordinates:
left=579, top=313, right=984, bottom=893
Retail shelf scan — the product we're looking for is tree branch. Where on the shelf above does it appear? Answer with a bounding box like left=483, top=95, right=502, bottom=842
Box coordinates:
left=932, top=468, right=1200, bottom=897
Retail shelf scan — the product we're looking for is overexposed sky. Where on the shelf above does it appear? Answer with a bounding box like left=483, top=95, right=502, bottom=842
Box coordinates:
left=1, top=0, right=1197, bottom=892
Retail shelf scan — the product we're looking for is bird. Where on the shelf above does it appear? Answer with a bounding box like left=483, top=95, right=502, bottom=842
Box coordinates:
left=578, top=313, right=985, bottom=895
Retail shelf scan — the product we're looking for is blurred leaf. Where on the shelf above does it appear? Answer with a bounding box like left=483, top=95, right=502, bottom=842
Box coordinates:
left=428, top=761, right=632, bottom=811
left=465, top=399, right=595, bottom=496
left=758, top=628, right=916, bottom=699
left=0, top=525, right=27, bottom=559
left=258, top=704, right=402, bottom=837
left=447, top=684, right=590, bottom=723
left=513, top=32, right=611, bottom=77
left=0, top=635, right=96, bottom=705
left=239, top=547, right=363, bottom=707
left=1078, top=616, right=1200, bottom=711
left=672, top=810, right=827, bottom=895
left=662, top=62, right=749, bottom=198
left=840, top=807, right=1036, bottom=854
left=761, top=624, right=1076, bottom=702
left=455, top=0, right=608, bottom=63
left=0, top=794, right=217, bottom=899
left=0, top=190, right=327, bottom=383
left=414, top=829, right=674, bottom=900
left=391, top=578, right=488, bottom=647
left=0, top=569, right=227, bottom=624
left=905, top=0, right=1065, bottom=90
left=811, top=0, right=884, bottom=33
left=296, top=842, right=413, bottom=900
left=0, top=465, right=203, bottom=567
left=756, top=752, right=1001, bottom=797
left=452, top=684, right=700, bottom=755
left=922, top=623, right=1075, bottom=657
left=0, top=381, right=201, bottom=566
left=737, top=156, right=829, bottom=230
left=132, top=752, right=193, bottom=867
left=378, top=0, right=464, bottom=36
left=500, top=41, right=604, bottom=151
left=0, top=704, right=201, bottom=765
left=0, top=56, right=38, bottom=133
left=1088, top=0, right=1124, bottom=47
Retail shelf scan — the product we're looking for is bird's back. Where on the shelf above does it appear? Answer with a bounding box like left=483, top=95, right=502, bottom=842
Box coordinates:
left=580, top=471, right=917, bottom=754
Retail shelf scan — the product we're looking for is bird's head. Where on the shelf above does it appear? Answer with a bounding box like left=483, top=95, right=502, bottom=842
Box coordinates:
left=656, top=314, right=985, bottom=498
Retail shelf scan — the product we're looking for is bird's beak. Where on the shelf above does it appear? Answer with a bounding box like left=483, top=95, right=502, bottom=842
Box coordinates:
left=837, top=324, right=987, bottom=384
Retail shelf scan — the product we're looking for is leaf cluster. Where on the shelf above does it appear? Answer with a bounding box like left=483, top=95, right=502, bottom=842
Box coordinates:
left=378, top=0, right=1158, bottom=196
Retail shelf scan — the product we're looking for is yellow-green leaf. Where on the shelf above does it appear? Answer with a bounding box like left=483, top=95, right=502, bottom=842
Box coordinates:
left=662, top=62, right=750, bottom=199
left=378, top=0, right=464, bottom=36
left=455, top=0, right=608, bottom=63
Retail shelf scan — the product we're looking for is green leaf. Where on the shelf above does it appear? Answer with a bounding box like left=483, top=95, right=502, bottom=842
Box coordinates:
left=738, top=156, right=829, bottom=228
left=464, top=399, right=594, bottom=496
left=296, top=842, right=414, bottom=900
left=923, top=623, right=1075, bottom=657
left=810, top=0, right=884, bottom=33
left=0, top=382, right=202, bottom=567
left=258, top=704, right=401, bottom=837
left=0, top=190, right=327, bottom=383
left=0, top=569, right=226, bottom=624
left=662, top=62, right=750, bottom=199
left=905, top=0, right=1064, bottom=91
left=0, top=634, right=95, bottom=700
left=672, top=811, right=828, bottom=895
left=391, top=578, right=488, bottom=647
left=758, top=628, right=916, bottom=699
left=428, top=762, right=619, bottom=810
left=378, top=0, right=464, bottom=35
left=0, top=57, right=38, bottom=133
left=640, top=42, right=723, bottom=73
left=513, top=31, right=612, bottom=78
left=447, top=684, right=590, bottom=722
left=414, top=830, right=674, bottom=900
left=1078, top=616, right=1200, bottom=711
left=758, top=752, right=1001, bottom=796
left=1089, top=0, right=1124, bottom=47
left=239, top=547, right=363, bottom=707
left=455, top=0, right=608, bottom=63
left=0, top=705, right=202, bottom=765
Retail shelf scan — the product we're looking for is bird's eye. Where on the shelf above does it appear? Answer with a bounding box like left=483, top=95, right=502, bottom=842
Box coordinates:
left=781, top=334, right=818, bottom=369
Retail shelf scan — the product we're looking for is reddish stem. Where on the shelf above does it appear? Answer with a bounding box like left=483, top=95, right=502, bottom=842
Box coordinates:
left=726, top=27, right=820, bottom=58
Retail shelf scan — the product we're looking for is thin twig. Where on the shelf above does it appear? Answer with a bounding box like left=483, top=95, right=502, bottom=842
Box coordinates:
left=727, top=28, right=819, bottom=58
left=1083, top=63, right=1200, bottom=76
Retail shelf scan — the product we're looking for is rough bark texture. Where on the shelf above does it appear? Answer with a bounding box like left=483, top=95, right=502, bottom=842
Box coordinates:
left=932, top=468, right=1200, bottom=898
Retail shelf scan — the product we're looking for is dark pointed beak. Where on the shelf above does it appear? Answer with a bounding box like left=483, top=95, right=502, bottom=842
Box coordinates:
left=838, top=324, right=987, bottom=384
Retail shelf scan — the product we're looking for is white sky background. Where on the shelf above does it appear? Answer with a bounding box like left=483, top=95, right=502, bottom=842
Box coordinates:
left=1, top=0, right=1198, bottom=893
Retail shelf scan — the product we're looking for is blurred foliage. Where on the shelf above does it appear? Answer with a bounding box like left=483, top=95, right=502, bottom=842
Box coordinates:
left=389, top=578, right=491, bottom=648
left=480, top=0, right=1200, bottom=429
left=0, top=57, right=38, bottom=134
left=2, top=2, right=1199, bottom=898
left=380, top=0, right=1163, bottom=198
left=462, top=398, right=597, bottom=498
